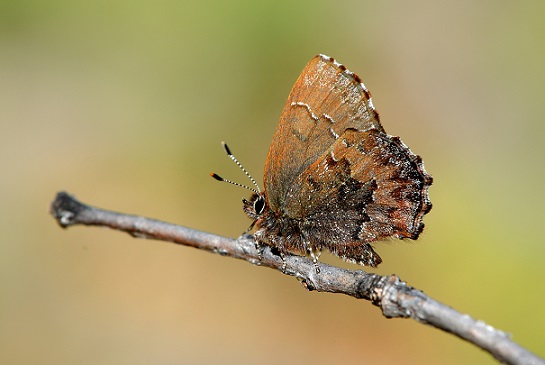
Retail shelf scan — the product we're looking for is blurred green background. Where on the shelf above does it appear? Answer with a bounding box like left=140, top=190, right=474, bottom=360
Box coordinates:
left=2, top=1, right=544, bottom=364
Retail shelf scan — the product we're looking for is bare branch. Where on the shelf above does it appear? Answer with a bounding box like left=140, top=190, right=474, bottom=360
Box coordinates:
left=49, top=191, right=544, bottom=365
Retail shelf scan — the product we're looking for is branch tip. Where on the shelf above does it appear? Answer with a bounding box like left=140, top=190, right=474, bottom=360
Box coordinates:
left=50, top=191, right=85, bottom=228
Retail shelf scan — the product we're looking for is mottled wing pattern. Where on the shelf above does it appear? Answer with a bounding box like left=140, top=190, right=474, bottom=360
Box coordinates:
left=285, top=128, right=432, bottom=266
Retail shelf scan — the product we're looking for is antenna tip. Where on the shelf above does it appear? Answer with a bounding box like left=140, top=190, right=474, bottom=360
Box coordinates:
left=210, top=173, right=223, bottom=181
left=221, top=142, right=232, bottom=155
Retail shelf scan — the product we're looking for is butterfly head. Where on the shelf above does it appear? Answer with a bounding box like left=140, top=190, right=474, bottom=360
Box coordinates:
left=242, top=192, right=266, bottom=221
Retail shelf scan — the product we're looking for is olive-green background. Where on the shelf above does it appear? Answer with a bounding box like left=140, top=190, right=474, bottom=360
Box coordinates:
left=2, top=1, right=544, bottom=364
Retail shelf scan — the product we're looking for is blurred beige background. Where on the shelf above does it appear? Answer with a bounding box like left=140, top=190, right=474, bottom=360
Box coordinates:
left=2, top=1, right=544, bottom=364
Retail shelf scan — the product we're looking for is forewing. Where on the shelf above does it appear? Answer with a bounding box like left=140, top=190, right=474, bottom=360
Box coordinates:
left=264, top=55, right=383, bottom=213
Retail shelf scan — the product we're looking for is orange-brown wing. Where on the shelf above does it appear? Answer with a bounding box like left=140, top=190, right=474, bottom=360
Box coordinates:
left=263, top=54, right=383, bottom=214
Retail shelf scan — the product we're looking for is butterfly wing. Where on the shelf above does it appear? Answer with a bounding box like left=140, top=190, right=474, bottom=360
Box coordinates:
left=260, top=54, right=432, bottom=266
left=264, top=55, right=383, bottom=214
left=284, top=127, right=432, bottom=265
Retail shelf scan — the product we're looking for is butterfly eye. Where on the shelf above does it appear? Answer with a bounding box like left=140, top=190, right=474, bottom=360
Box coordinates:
left=254, top=196, right=265, bottom=215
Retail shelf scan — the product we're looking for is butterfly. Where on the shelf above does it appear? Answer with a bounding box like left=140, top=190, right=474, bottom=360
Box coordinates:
left=213, top=54, right=432, bottom=271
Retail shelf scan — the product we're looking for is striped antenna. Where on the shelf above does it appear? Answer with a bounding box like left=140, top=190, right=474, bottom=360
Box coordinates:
left=210, top=142, right=261, bottom=194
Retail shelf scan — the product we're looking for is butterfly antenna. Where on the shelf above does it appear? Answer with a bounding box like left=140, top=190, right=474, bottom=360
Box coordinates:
left=210, top=173, right=259, bottom=194
left=210, top=142, right=261, bottom=194
left=222, top=142, right=261, bottom=193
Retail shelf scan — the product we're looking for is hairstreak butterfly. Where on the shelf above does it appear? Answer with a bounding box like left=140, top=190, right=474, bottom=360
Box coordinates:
left=213, top=54, right=432, bottom=271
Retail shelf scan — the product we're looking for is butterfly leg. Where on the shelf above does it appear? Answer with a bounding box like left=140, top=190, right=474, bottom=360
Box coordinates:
left=243, top=220, right=257, bottom=235
left=255, top=241, right=264, bottom=261
left=252, top=228, right=265, bottom=262
left=279, top=250, right=288, bottom=272
left=309, top=247, right=321, bottom=274
left=301, top=233, right=321, bottom=273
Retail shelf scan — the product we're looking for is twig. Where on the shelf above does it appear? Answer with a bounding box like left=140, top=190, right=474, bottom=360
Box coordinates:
left=49, top=191, right=544, bottom=365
